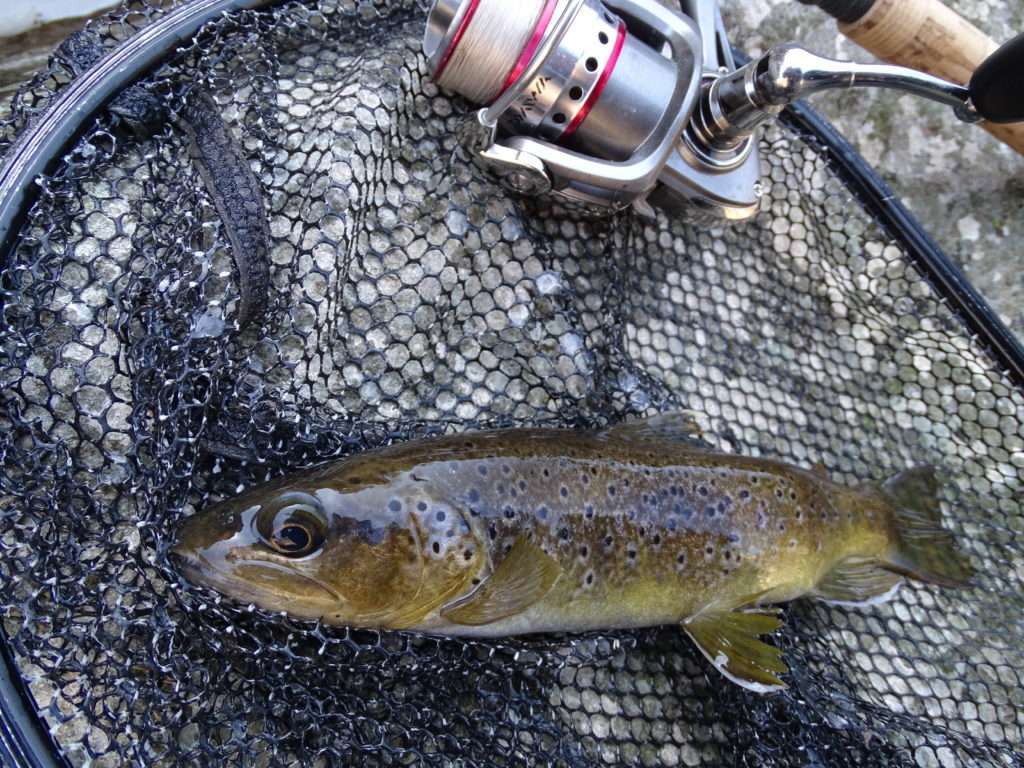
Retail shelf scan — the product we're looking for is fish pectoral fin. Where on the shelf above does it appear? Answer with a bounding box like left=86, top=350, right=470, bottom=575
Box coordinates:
left=440, top=536, right=561, bottom=626
left=683, top=606, right=788, bottom=693
left=811, top=555, right=904, bottom=606
left=598, top=411, right=710, bottom=448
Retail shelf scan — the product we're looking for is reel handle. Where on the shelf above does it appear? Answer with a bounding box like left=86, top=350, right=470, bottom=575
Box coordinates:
left=970, top=33, right=1024, bottom=124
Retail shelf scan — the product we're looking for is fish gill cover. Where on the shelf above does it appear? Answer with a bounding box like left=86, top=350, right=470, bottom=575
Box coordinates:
left=0, top=0, right=1021, bottom=766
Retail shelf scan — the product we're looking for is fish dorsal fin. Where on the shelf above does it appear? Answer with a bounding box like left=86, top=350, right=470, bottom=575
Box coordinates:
left=440, top=536, right=561, bottom=626
left=598, top=411, right=708, bottom=447
left=811, top=555, right=904, bottom=606
left=683, top=599, right=788, bottom=693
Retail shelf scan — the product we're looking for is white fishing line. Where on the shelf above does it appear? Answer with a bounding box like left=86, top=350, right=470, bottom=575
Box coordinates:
left=436, top=0, right=552, bottom=104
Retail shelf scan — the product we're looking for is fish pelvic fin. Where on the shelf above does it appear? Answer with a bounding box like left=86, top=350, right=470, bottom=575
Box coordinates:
left=683, top=600, right=788, bottom=694
left=440, top=536, right=561, bottom=626
left=880, top=466, right=974, bottom=588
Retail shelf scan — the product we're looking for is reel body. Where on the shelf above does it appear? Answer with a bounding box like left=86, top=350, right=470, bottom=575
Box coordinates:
left=424, top=0, right=760, bottom=221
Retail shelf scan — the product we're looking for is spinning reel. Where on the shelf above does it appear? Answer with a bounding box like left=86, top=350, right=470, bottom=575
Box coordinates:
left=423, top=0, right=1024, bottom=224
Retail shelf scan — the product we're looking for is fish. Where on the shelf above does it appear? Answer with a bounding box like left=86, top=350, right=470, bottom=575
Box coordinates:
left=172, top=413, right=973, bottom=692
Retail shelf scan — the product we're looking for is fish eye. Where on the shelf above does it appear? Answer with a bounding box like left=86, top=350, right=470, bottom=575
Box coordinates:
left=256, top=493, right=327, bottom=558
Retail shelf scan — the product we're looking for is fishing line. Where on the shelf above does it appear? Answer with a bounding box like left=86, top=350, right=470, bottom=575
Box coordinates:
left=434, top=0, right=561, bottom=104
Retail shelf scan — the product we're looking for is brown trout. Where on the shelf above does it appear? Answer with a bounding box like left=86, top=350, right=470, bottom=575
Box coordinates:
left=172, top=414, right=973, bottom=692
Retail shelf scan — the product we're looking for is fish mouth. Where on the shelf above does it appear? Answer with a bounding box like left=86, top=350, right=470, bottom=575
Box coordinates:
left=168, top=547, right=344, bottom=618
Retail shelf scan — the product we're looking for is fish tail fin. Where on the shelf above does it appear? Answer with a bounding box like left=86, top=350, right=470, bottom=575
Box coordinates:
left=880, top=467, right=974, bottom=588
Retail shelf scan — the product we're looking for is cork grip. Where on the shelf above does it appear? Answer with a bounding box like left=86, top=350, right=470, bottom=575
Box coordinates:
left=839, top=0, right=1024, bottom=156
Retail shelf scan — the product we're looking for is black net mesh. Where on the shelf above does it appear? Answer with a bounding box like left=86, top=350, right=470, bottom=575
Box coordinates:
left=1, top=1, right=1022, bottom=766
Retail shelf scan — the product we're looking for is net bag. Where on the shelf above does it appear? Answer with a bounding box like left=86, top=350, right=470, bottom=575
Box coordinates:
left=0, top=1, right=1022, bottom=766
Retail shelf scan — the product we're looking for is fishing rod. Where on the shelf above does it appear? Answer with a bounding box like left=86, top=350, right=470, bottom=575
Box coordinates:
left=423, top=0, right=1024, bottom=224
left=799, top=0, right=1024, bottom=155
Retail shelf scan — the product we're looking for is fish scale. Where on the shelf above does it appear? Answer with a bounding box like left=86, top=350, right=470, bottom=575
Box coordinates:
left=173, top=414, right=973, bottom=692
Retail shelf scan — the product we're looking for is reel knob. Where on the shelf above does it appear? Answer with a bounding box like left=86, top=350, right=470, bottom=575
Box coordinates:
left=969, top=32, right=1024, bottom=124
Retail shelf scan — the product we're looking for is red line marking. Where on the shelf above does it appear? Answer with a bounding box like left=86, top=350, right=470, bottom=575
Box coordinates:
left=433, top=0, right=483, bottom=82
left=498, top=0, right=560, bottom=97
left=561, top=21, right=626, bottom=140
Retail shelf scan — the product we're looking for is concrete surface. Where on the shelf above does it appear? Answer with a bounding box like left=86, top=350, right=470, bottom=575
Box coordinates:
left=720, top=0, right=1024, bottom=337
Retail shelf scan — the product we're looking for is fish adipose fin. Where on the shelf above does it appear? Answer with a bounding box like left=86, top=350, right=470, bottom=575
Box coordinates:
left=811, top=555, right=904, bottom=606
left=599, top=411, right=710, bottom=448
left=440, top=536, right=561, bottom=626
left=881, top=467, right=974, bottom=588
left=683, top=602, right=788, bottom=693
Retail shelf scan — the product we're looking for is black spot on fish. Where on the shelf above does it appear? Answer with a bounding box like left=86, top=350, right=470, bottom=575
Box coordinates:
left=705, top=505, right=716, bottom=518
left=670, top=486, right=679, bottom=497
left=775, top=488, right=784, bottom=499
left=418, top=501, right=428, bottom=512
left=757, top=511, right=766, bottom=529
left=590, top=466, right=599, bottom=475
left=558, top=527, right=570, bottom=540
left=584, top=505, right=595, bottom=519
left=585, top=572, right=594, bottom=586
left=705, top=545, right=714, bottom=556
left=667, top=518, right=677, bottom=531
left=604, top=535, right=614, bottom=547
left=581, top=474, right=590, bottom=485
left=502, top=464, right=511, bottom=475
left=435, top=510, right=446, bottom=522
left=518, top=480, right=526, bottom=491
left=497, top=483, right=506, bottom=495
left=478, top=466, right=488, bottom=476
left=728, top=533, right=740, bottom=543
left=622, top=479, right=630, bottom=489
left=464, top=441, right=474, bottom=449
left=488, top=526, right=497, bottom=540
left=543, top=468, right=550, bottom=478
left=677, top=552, right=686, bottom=564
left=638, top=527, right=646, bottom=538
left=470, top=507, right=480, bottom=517
left=627, top=509, right=637, bottom=521
left=464, top=548, right=474, bottom=560
left=389, top=499, right=402, bottom=512
left=504, top=507, right=515, bottom=520
left=778, top=521, right=786, bottom=532
left=724, top=550, right=731, bottom=560
left=468, top=488, right=480, bottom=503
left=432, top=541, right=440, bottom=554
left=717, top=501, right=727, bottom=514
left=579, top=545, right=589, bottom=558
left=472, top=578, right=481, bottom=586
left=739, top=489, right=750, bottom=500
left=510, top=488, right=517, bottom=499
left=560, top=486, right=569, bottom=498
left=536, top=506, right=548, bottom=520
left=789, top=490, right=797, bottom=501
left=697, top=485, right=709, bottom=497
left=652, top=534, right=661, bottom=545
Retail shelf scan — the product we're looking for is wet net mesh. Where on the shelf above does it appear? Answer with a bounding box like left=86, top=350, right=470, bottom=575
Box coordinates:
left=1, top=1, right=1022, bottom=766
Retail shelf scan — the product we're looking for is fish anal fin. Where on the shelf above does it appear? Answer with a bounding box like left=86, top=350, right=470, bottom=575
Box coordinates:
left=811, top=555, right=904, bottom=606
left=683, top=604, right=788, bottom=693
left=599, top=411, right=708, bottom=447
left=440, top=536, right=561, bottom=626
